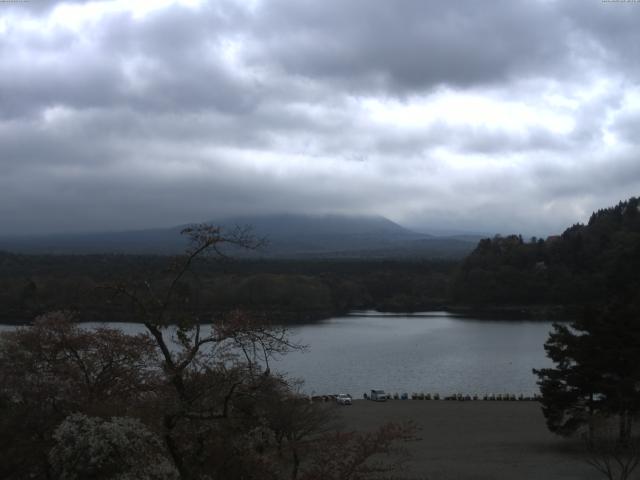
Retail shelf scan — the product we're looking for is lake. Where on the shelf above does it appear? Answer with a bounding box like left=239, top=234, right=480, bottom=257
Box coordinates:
left=275, top=311, right=555, bottom=397
left=0, top=311, right=557, bottom=397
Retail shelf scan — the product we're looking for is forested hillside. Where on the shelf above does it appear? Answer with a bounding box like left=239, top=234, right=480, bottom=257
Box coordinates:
left=452, top=197, right=640, bottom=309
left=0, top=254, right=455, bottom=324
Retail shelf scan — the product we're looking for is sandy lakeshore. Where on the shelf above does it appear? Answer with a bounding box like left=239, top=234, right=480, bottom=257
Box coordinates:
left=335, top=400, right=600, bottom=480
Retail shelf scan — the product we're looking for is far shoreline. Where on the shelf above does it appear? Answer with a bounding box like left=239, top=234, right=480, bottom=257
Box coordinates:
left=0, top=304, right=575, bottom=327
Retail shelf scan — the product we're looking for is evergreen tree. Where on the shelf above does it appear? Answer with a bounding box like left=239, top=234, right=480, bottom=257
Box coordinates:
left=534, top=299, right=640, bottom=442
left=533, top=317, right=602, bottom=438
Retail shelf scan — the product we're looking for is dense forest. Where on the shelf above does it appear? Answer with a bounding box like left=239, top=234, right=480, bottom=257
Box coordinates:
left=0, top=254, right=455, bottom=324
left=452, top=197, right=640, bottom=315
left=2, top=196, right=639, bottom=324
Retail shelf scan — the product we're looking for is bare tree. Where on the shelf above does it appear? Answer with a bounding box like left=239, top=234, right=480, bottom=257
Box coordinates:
left=107, top=224, right=307, bottom=479
left=583, top=428, right=640, bottom=480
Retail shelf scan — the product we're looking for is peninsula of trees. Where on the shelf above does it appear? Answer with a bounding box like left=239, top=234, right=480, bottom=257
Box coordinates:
left=453, top=196, right=640, bottom=314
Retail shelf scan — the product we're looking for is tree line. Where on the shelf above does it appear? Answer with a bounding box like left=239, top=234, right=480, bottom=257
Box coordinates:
left=0, top=253, right=456, bottom=324
left=528, top=198, right=640, bottom=479
left=452, top=197, right=640, bottom=310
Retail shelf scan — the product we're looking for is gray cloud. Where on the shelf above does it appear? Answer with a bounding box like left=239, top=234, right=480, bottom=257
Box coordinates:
left=245, top=0, right=583, bottom=94
left=0, top=3, right=257, bottom=119
left=0, top=0, right=639, bottom=237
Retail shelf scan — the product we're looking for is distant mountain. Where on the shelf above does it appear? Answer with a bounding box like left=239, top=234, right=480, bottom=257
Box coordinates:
left=0, top=213, right=477, bottom=258
left=220, top=213, right=415, bottom=238
left=216, top=213, right=426, bottom=257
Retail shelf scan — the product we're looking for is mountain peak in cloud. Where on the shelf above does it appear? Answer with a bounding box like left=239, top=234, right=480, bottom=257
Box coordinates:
left=0, top=212, right=481, bottom=258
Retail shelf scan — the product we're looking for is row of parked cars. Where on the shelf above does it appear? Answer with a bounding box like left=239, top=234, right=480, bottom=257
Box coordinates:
left=337, top=390, right=538, bottom=404
left=335, top=389, right=389, bottom=405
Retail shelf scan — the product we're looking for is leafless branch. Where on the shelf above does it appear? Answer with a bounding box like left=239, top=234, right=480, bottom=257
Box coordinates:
left=584, top=431, right=640, bottom=480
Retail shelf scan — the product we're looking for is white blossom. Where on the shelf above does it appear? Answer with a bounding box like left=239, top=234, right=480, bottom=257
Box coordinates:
left=49, top=414, right=179, bottom=480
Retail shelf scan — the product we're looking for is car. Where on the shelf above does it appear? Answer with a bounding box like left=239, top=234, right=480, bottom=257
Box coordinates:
left=370, top=389, right=388, bottom=401
left=336, top=394, right=352, bottom=405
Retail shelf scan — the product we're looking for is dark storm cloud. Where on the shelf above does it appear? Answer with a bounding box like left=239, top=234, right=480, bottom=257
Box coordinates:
left=0, top=137, right=427, bottom=235
left=246, top=0, right=574, bottom=93
left=1, top=0, right=640, bottom=236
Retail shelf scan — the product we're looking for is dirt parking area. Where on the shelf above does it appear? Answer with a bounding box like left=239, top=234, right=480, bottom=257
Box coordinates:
left=335, top=400, right=600, bottom=480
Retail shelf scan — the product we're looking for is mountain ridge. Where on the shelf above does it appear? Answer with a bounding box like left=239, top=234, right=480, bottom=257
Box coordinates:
left=0, top=213, right=477, bottom=258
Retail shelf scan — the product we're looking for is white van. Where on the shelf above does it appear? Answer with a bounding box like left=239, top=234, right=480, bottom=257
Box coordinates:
left=370, top=389, right=388, bottom=401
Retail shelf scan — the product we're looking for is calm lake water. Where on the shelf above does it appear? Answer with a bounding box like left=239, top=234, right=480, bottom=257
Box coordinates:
left=1, top=311, right=556, bottom=396
left=275, top=311, right=555, bottom=396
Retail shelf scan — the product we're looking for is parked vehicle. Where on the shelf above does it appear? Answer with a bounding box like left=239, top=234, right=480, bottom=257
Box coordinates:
left=336, top=394, right=352, bottom=405
left=370, top=389, right=388, bottom=401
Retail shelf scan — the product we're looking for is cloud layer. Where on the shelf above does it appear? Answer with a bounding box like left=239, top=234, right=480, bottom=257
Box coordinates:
left=1, top=0, right=640, bottom=236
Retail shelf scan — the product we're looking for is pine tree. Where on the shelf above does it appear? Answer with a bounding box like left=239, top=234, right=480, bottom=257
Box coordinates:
left=534, top=299, right=640, bottom=442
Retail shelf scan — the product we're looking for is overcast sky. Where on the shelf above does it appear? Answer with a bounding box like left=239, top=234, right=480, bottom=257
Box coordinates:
left=2, top=0, right=640, bottom=236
